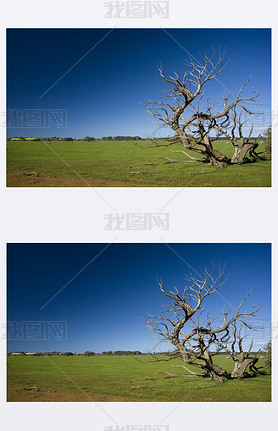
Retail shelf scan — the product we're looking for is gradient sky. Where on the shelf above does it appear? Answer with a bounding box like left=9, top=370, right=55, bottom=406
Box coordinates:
left=7, top=243, right=271, bottom=353
left=7, top=28, right=271, bottom=138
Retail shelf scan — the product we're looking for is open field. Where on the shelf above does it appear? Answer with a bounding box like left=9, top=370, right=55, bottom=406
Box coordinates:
left=7, top=355, right=271, bottom=402
left=7, top=140, right=271, bottom=187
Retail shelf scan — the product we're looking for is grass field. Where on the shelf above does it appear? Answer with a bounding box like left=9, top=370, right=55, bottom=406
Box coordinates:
left=7, top=355, right=271, bottom=402
left=7, top=140, right=271, bottom=187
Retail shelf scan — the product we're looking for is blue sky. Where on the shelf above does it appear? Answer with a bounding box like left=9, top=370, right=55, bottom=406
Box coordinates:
left=7, top=28, right=271, bottom=138
left=7, top=243, right=271, bottom=353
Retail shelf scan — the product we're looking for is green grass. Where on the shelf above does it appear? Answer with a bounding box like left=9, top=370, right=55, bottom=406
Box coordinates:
left=7, top=355, right=271, bottom=401
left=7, top=140, right=271, bottom=187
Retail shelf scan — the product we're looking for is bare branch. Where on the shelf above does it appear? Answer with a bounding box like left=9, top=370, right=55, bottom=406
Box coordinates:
left=143, top=49, right=261, bottom=167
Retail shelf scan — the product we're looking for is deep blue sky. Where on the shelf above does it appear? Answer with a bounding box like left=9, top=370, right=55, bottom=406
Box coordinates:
left=7, top=29, right=271, bottom=138
left=7, top=243, right=271, bottom=353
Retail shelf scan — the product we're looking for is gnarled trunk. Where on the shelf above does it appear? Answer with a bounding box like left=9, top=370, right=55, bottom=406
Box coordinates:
left=180, top=345, right=228, bottom=382
left=206, top=149, right=228, bottom=168
left=179, top=132, right=228, bottom=168
left=231, top=357, right=258, bottom=379
left=231, top=143, right=255, bottom=164
left=207, top=363, right=228, bottom=382
left=181, top=359, right=227, bottom=382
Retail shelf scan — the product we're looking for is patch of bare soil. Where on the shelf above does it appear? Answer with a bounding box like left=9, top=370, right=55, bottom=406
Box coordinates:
left=6, top=170, right=136, bottom=187
left=7, top=384, right=135, bottom=402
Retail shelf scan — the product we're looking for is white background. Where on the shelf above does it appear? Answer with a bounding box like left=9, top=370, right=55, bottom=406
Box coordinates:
left=0, top=0, right=277, bottom=429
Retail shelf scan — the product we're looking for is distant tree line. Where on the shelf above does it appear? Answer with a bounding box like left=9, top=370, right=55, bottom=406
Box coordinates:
left=7, top=136, right=144, bottom=142
left=7, top=133, right=270, bottom=148
left=101, top=350, right=142, bottom=356
left=100, top=136, right=142, bottom=141
left=8, top=348, right=268, bottom=357
left=8, top=350, right=143, bottom=356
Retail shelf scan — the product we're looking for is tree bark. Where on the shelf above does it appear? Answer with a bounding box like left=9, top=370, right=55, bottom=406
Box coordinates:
left=178, top=132, right=228, bottom=168
left=176, top=132, right=228, bottom=168
left=231, top=143, right=255, bottom=164
left=206, top=149, right=228, bottom=168
left=231, top=357, right=258, bottom=379
left=180, top=359, right=227, bottom=382
left=207, top=363, right=228, bottom=382
left=179, top=345, right=228, bottom=382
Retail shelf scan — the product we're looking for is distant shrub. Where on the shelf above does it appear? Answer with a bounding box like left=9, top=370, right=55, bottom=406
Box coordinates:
left=84, top=351, right=96, bottom=356
left=264, top=127, right=271, bottom=155
left=264, top=341, right=271, bottom=370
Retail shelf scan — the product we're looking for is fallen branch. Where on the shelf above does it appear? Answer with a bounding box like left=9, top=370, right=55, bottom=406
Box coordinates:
left=157, top=156, right=205, bottom=164
left=171, top=364, right=206, bottom=376
left=156, top=371, right=199, bottom=379
left=24, top=171, right=39, bottom=177
left=24, top=386, right=39, bottom=391
left=130, top=171, right=145, bottom=174
left=170, top=149, right=205, bottom=161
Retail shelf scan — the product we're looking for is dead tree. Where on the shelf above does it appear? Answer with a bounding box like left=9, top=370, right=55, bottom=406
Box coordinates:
left=144, top=264, right=259, bottom=382
left=214, top=319, right=263, bottom=379
left=144, top=50, right=260, bottom=168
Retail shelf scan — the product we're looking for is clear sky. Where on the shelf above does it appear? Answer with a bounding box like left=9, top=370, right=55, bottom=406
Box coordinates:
left=7, top=28, right=271, bottom=138
left=7, top=243, right=271, bottom=353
